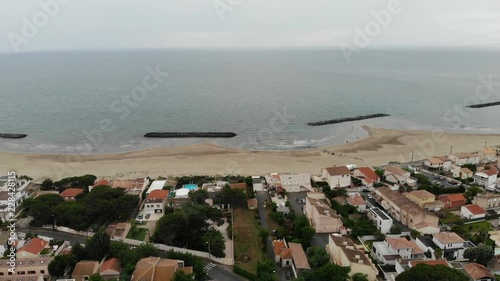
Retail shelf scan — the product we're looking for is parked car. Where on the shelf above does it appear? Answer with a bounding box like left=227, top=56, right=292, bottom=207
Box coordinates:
left=145, top=214, right=150, bottom=219
left=272, top=229, right=277, bottom=236
left=270, top=192, right=276, bottom=197
left=286, top=271, right=292, bottom=280
left=137, top=214, right=143, bottom=220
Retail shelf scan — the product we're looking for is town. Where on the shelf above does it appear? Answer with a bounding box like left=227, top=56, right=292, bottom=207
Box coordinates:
left=2, top=146, right=500, bottom=281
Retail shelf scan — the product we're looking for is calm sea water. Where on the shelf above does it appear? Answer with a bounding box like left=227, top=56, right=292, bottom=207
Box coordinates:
left=0, top=48, right=499, bottom=154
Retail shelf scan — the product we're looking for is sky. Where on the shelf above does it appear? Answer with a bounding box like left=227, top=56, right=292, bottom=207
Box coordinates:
left=1, top=0, right=500, bottom=53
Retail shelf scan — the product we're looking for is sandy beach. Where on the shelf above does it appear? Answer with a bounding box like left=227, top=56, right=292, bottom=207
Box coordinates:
left=2, top=126, right=500, bottom=181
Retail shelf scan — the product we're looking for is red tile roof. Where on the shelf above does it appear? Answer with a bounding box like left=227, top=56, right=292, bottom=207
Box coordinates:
left=357, top=167, right=380, bottom=184
left=17, top=238, right=48, bottom=255
left=273, top=240, right=287, bottom=256
left=93, top=179, right=110, bottom=187
left=100, top=258, right=122, bottom=274
left=324, top=166, right=351, bottom=176
left=483, top=169, right=498, bottom=176
left=146, top=190, right=169, bottom=200
left=60, top=188, right=84, bottom=198
left=385, top=166, right=408, bottom=176
left=346, top=195, right=365, bottom=206
left=464, top=262, right=494, bottom=280
left=229, top=183, right=247, bottom=190
left=440, top=193, right=466, bottom=202
left=464, top=204, right=486, bottom=215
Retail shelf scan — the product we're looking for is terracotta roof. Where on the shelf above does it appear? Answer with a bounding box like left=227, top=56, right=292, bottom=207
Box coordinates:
left=386, top=237, right=424, bottom=254
left=324, top=166, right=351, bottom=176
left=131, top=257, right=193, bottom=281
left=280, top=248, right=293, bottom=260
left=17, top=238, right=48, bottom=256
left=93, top=179, right=110, bottom=187
left=440, top=193, right=466, bottom=202
left=288, top=242, right=310, bottom=270
left=483, top=169, right=498, bottom=176
left=112, top=179, right=143, bottom=190
left=433, top=232, right=465, bottom=244
left=464, top=262, right=494, bottom=280
left=463, top=204, right=486, bottom=215
left=483, top=148, right=496, bottom=154
left=356, top=167, right=379, bottom=184
left=408, top=190, right=435, bottom=200
left=273, top=240, right=287, bottom=256
left=229, top=183, right=247, bottom=190
left=453, top=152, right=477, bottom=159
left=428, top=157, right=444, bottom=164
left=100, top=258, right=122, bottom=275
left=72, top=260, right=99, bottom=276
left=410, top=260, right=450, bottom=267
left=59, top=187, right=84, bottom=197
left=346, top=195, right=365, bottom=206
left=385, top=166, right=409, bottom=176
left=247, top=198, right=258, bottom=208
left=146, top=190, right=169, bottom=200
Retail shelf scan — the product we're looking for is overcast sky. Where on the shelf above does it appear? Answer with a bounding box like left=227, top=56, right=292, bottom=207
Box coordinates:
left=1, top=0, right=500, bottom=53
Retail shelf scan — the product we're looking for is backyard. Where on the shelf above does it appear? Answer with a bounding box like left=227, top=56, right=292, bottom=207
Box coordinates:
left=126, top=223, right=148, bottom=241
left=463, top=220, right=493, bottom=233
left=233, top=208, right=266, bottom=274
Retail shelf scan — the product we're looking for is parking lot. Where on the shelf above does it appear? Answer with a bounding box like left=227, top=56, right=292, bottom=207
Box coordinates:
left=136, top=211, right=163, bottom=222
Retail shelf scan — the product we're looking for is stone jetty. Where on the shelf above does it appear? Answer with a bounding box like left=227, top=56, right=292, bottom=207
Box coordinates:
left=307, top=113, right=391, bottom=126
left=144, top=132, right=237, bottom=138
left=0, top=133, right=27, bottom=139
left=466, top=101, right=500, bottom=109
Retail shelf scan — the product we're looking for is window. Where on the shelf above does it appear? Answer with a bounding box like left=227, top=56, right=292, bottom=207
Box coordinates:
left=17, top=271, right=25, bottom=275
left=28, top=271, right=36, bottom=274
left=40, top=270, right=45, bottom=274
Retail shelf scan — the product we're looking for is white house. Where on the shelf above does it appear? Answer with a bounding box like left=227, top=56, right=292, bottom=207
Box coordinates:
left=448, top=153, right=480, bottom=166
left=144, top=190, right=169, bottom=214
left=278, top=173, right=312, bottom=192
left=371, top=237, right=425, bottom=265
left=352, top=167, right=380, bottom=188
left=252, top=176, right=264, bottom=192
left=461, top=204, right=486, bottom=219
left=346, top=195, right=366, bottom=211
left=367, top=208, right=393, bottom=234
left=474, top=170, right=498, bottom=189
left=147, top=180, right=167, bottom=195
left=322, top=166, right=351, bottom=188
left=423, top=157, right=452, bottom=171
left=451, top=165, right=474, bottom=179
left=384, top=166, right=412, bottom=185
left=432, top=232, right=474, bottom=261
left=480, top=148, right=497, bottom=163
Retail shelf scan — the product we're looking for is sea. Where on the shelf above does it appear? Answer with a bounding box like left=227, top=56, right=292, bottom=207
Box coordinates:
left=0, top=48, right=499, bottom=154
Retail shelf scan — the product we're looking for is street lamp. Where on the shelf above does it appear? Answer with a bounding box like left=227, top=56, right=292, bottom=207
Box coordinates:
left=206, top=241, right=211, bottom=261
left=52, top=215, right=56, bottom=230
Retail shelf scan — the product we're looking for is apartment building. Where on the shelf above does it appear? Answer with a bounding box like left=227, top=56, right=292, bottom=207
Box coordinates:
left=277, top=173, right=312, bottom=192
left=322, top=166, right=351, bottom=188
left=448, top=153, right=480, bottom=166
left=0, top=257, right=52, bottom=281
left=304, top=192, right=343, bottom=233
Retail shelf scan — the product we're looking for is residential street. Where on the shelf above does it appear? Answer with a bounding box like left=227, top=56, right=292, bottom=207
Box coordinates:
left=19, top=228, right=88, bottom=244
left=204, top=260, right=246, bottom=281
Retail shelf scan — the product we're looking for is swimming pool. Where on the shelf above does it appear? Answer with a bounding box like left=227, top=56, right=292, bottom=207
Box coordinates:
left=183, top=184, right=198, bottom=190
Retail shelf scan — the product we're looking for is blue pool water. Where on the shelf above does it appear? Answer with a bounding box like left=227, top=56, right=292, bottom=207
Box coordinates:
left=183, top=184, right=198, bottom=190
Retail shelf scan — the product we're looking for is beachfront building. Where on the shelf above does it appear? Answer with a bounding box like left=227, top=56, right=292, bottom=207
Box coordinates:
left=384, top=166, right=413, bottom=185
left=144, top=190, right=169, bottom=214
left=371, top=237, right=425, bottom=265
left=367, top=207, right=393, bottom=234
left=131, top=257, right=193, bottom=281
left=451, top=165, right=474, bottom=179
left=278, top=173, right=312, bottom=192
left=373, top=187, right=439, bottom=234
left=352, top=167, right=380, bottom=188
left=474, top=169, right=498, bottom=189
left=473, top=193, right=500, bottom=209
left=460, top=204, right=486, bottom=219
left=448, top=153, right=480, bottom=166
left=146, top=180, right=167, bottom=195
left=202, top=181, right=228, bottom=198
left=480, top=148, right=498, bottom=163
left=0, top=257, right=53, bottom=281
left=327, top=235, right=378, bottom=281
left=424, top=156, right=452, bottom=171
left=438, top=193, right=466, bottom=209
left=111, top=178, right=149, bottom=196
left=72, top=260, right=100, bottom=281
left=321, top=166, right=351, bottom=188
left=252, top=176, right=264, bottom=191
left=59, top=187, right=84, bottom=202
left=346, top=195, right=366, bottom=211
left=433, top=232, right=474, bottom=261
left=304, top=192, right=343, bottom=233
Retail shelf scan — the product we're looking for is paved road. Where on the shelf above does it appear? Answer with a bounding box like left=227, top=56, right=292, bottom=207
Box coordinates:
left=19, top=228, right=88, bottom=243
left=204, top=261, right=246, bottom=281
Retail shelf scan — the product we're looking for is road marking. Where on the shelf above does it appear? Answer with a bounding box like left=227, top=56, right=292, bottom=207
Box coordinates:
left=205, top=263, right=216, bottom=271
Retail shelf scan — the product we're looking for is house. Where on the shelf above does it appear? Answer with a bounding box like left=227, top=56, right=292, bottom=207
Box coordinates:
left=326, top=235, right=378, bottom=281
left=464, top=262, right=495, bottom=281
left=247, top=198, right=257, bottom=210
left=384, top=166, right=413, bottom=185
left=480, top=148, right=498, bottom=163
left=438, top=193, right=466, bottom=209
left=131, top=257, right=193, bottom=281
left=278, top=173, right=312, bottom=192
left=461, top=204, right=486, bottom=219
left=304, top=192, right=343, bottom=233
left=203, top=181, right=228, bottom=198
left=273, top=240, right=293, bottom=267
left=99, top=258, right=122, bottom=280
left=0, top=257, right=53, bottom=281
left=144, top=190, right=169, bottom=214
left=367, top=208, right=393, bottom=234
left=451, top=165, right=474, bottom=179
left=424, top=157, right=452, bottom=171
left=16, top=237, right=49, bottom=258
left=449, top=153, right=480, bottom=166
left=252, top=176, right=264, bottom=191
left=352, top=167, right=380, bottom=187
left=404, top=190, right=435, bottom=208
left=433, top=232, right=474, bottom=260
left=346, top=195, right=366, bottom=211
left=72, top=260, right=99, bottom=281
left=373, top=187, right=439, bottom=234
left=321, top=166, right=351, bottom=188
left=146, top=180, right=167, bottom=195
left=473, top=193, right=500, bottom=209
left=112, top=178, right=149, bottom=196
left=474, top=169, right=498, bottom=189
left=371, top=237, right=425, bottom=265
left=288, top=242, right=311, bottom=273
left=229, top=182, right=247, bottom=190
left=59, top=187, right=84, bottom=202
left=92, top=178, right=110, bottom=188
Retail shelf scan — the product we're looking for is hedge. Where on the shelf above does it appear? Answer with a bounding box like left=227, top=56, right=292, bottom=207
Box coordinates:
left=233, top=265, right=257, bottom=281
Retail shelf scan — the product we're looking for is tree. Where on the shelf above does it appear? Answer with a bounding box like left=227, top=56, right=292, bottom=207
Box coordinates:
left=84, top=231, right=111, bottom=261
left=173, top=271, right=195, bottom=281
left=88, top=274, right=105, bottom=281
left=435, top=248, right=443, bottom=260
left=352, top=273, right=369, bottom=281
left=189, top=189, right=209, bottom=204
left=307, top=247, right=330, bottom=269
left=215, top=185, right=246, bottom=208
left=22, top=194, right=64, bottom=226
left=464, top=244, right=494, bottom=265
left=395, top=264, right=469, bottom=281
left=202, top=227, right=226, bottom=258
left=41, top=179, right=54, bottom=190
left=256, top=259, right=276, bottom=281
left=464, top=186, right=483, bottom=202
left=48, top=254, right=74, bottom=277
left=301, top=263, right=350, bottom=281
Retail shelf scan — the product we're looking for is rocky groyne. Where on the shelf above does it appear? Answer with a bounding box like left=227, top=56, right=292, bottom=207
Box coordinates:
left=0, top=133, right=27, bottom=139
left=144, top=132, right=237, bottom=138
left=466, top=101, right=500, bottom=109
left=307, top=113, right=391, bottom=126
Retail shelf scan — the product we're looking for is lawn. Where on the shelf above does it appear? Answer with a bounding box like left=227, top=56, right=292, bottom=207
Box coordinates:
left=439, top=209, right=462, bottom=224
left=463, top=221, right=492, bottom=233
left=126, top=224, right=148, bottom=241
left=233, top=208, right=266, bottom=274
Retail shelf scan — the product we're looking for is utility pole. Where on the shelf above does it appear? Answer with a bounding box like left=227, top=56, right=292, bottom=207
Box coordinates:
left=411, top=151, right=414, bottom=163
left=450, top=146, right=453, bottom=155
left=485, top=141, right=487, bottom=148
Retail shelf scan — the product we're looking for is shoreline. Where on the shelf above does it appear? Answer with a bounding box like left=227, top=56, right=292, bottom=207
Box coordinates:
left=2, top=126, right=500, bottom=181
